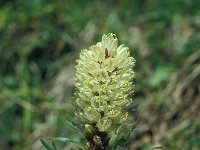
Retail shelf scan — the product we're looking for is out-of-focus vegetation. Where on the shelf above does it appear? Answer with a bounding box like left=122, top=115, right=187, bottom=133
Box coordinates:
left=0, top=0, right=199, bottom=149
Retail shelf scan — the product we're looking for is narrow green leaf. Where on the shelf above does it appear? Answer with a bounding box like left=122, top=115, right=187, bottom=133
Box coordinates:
left=117, top=123, right=136, bottom=147
left=64, top=114, right=81, bottom=131
left=123, top=124, right=135, bottom=140
left=51, top=141, right=57, bottom=150
left=50, top=137, right=86, bottom=150
left=151, top=146, right=164, bottom=150
left=108, top=133, right=118, bottom=150
left=40, top=139, right=55, bottom=150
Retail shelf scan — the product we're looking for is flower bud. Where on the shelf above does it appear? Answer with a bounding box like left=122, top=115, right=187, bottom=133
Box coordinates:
left=93, top=135, right=102, bottom=145
left=97, top=117, right=112, bottom=132
left=84, top=124, right=95, bottom=135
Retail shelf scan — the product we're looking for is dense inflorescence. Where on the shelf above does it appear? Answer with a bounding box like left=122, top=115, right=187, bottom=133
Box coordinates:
left=74, top=33, right=135, bottom=148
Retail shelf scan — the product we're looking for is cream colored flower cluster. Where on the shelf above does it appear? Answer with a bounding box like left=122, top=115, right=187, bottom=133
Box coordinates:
left=75, top=33, right=135, bottom=135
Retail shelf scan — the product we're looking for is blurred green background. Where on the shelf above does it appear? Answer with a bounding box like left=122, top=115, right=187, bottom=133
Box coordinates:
left=0, top=0, right=200, bottom=149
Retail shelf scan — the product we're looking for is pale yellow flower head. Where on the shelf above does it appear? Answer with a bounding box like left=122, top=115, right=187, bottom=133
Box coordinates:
left=75, top=33, right=135, bottom=135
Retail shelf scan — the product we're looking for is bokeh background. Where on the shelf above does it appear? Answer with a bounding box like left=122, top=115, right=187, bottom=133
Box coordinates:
left=0, top=0, right=200, bottom=149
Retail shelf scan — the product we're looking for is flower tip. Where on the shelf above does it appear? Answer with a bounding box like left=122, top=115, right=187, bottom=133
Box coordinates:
left=102, top=33, right=117, bottom=41
left=102, top=33, right=118, bottom=51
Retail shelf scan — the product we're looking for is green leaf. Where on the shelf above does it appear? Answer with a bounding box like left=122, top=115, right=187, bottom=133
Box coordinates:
left=64, top=114, right=81, bottom=131
left=40, top=139, right=55, bottom=150
left=108, top=133, right=118, bottom=150
left=51, top=141, right=57, bottom=150
left=108, top=123, right=136, bottom=149
left=116, top=123, right=128, bottom=135
left=151, top=146, right=164, bottom=150
left=123, top=124, right=135, bottom=140
left=117, top=123, right=136, bottom=146
left=50, top=137, right=86, bottom=150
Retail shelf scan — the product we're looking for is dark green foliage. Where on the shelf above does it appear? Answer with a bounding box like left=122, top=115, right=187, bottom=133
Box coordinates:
left=41, top=139, right=55, bottom=150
